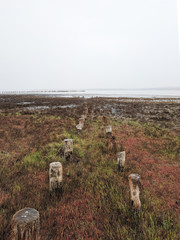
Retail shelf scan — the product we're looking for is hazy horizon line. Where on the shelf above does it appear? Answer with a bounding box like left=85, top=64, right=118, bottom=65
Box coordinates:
left=1, top=87, right=180, bottom=92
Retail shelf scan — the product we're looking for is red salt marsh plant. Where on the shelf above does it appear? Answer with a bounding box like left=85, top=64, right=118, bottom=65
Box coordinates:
left=0, top=112, right=180, bottom=239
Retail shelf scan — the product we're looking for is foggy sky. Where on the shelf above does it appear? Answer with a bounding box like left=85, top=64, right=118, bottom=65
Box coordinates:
left=0, top=0, right=180, bottom=91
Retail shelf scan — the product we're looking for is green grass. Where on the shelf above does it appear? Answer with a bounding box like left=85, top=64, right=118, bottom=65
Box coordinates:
left=0, top=114, right=179, bottom=239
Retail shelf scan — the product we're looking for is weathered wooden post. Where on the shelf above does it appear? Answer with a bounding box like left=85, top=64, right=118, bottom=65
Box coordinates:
left=49, top=162, right=63, bottom=193
left=81, top=115, right=85, bottom=120
left=12, top=208, right=40, bottom=240
left=64, top=139, right=73, bottom=161
left=79, top=117, right=85, bottom=128
left=76, top=123, right=82, bottom=133
left=106, top=125, right=112, bottom=137
left=106, top=126, right=112, bottom=135
left=117, top=151, right=126, bottom=171
left=128, top=174, right=141, bottom=210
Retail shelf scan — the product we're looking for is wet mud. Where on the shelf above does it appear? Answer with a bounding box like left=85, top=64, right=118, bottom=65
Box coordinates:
left=0, top=95, right=180, bottom=128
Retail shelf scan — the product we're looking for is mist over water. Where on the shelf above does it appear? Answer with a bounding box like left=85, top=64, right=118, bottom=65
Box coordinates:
left=1, top=88, right=180, bottom=98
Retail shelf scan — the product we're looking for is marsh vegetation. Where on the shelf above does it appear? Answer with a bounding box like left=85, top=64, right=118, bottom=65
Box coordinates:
left=0, top=95, right=180, bottom=239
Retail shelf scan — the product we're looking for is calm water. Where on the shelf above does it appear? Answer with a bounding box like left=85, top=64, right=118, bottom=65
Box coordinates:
left=1, top=88, right=180, bottom=98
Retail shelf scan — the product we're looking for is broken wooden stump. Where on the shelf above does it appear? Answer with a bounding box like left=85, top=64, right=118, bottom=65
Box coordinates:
left=128, top=174, right=141, bottom=210
left=12, top=207, right=40, bottom=240
left=49, top=162, right=63, bottom=193
left=79, top=117, right=85, bottom=128
left=76, top=123, right=82, bottom=133
left=106, top=125, right=112, bottom=137
left=81, top=115, right=85, bottom=120
left=64, top=139, right=73, bottom=161
left=117, top=151, right=126, bottom=171
left=76, top=116, right=85, bottom=132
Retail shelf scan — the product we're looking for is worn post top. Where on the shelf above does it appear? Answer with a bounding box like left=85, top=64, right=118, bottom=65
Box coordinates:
left=50, top=162, right=62, bottom=168
left=117, top=151, right=125, bottom=158
left=76, top=124, right=82, bottom=130
left=128, top=174, right=141, bottom=184
left=117, top=151, right=126, bottom=167
left=64, top=139, right=73, bottom=143
left=64, top=139, right=73, bottom=151
left=13, top=208, right=39, bottom=224
left=106, top=125, right=112, bottom=133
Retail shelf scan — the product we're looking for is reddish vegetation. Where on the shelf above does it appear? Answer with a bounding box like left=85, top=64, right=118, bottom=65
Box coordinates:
left=0, top=95, right=180, bottom=239
left=40, top=190, right=104, bottom=240
left=117, top=130, right=180, bottom=213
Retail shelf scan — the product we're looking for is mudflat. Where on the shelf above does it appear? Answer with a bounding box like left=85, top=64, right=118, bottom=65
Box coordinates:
left=0, top=94, right=180, bottom=124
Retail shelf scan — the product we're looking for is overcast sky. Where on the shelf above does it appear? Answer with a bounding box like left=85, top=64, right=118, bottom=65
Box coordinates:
left=0, top=0, right=180, bottom=90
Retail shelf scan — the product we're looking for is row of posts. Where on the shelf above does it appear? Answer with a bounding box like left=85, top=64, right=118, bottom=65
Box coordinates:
left=106, top=125, right=141, bottom=210
left=76, top=104, right=88, bottom=132
left=11, top=119, right=141, bottom=239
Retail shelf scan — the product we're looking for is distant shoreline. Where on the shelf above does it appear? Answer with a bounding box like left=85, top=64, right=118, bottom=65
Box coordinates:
left=1, top=87, right=180, bottom=92
left=0, top=89, right=180, bottom=99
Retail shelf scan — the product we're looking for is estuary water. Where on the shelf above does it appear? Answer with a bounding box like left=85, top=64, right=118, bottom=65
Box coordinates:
left=1, top=88, right=180, bottom=98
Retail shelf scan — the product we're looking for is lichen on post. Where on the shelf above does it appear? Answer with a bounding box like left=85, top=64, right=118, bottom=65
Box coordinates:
left=64, top=139, right=73, bottom=161
left=106, top=125, right=112, bottom=137
left=117, top=151, right=126, bottom=171
left=12, top=207, right=40, bottom=240
left=128, top=174, right=141, bottom=210
left=49, top=162, right=63, bottom=192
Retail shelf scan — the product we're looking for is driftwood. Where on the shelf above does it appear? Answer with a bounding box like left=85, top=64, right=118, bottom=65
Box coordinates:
left=12, top=208, right=40, bottom=240
left=64, top=139, right=73, bottom=161
left=49, top=162, right=63, bottom=192
left=128, top=174, right=141, bottom=210
left=117, top=151, right=126, bottom=171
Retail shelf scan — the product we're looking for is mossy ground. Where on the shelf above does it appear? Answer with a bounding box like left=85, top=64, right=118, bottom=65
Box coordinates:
left=0, top=109, right=180, bottom=239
